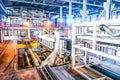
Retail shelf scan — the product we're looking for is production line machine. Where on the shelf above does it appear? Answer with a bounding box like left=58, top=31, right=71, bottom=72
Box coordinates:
left=16, top=37, right=85, bottom=80
left=72, top=19, right=120, bottom=80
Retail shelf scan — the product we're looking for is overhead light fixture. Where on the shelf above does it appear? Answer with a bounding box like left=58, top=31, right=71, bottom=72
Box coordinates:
left=22, top=22, right=30, bottom=27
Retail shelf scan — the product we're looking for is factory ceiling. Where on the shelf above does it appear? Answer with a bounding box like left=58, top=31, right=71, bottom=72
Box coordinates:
left=1, top=0, right=120, bottom=18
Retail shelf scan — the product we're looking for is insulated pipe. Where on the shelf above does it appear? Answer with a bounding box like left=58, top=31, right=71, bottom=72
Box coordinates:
left=99, top=24, right=120, bottom=37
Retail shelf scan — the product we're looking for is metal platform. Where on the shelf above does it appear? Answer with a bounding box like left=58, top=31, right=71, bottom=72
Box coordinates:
left=40, top=65, right=86, bottom=80
left=51, top=65, right=86, bottom=80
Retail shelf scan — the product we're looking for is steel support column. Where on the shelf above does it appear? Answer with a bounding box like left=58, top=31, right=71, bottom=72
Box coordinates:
left=82, top=0, right=87, bottom=22
left=60, top=6, right=63, bottom=24
left=68, top=0, right=72, bottom=39
left=69, top=0, right=72, bottom=24
left=20, top=7, right=24, bottom=16
left=69, top=0, right=72, bottom=26
left=12, top=29, right=13, bottom=36
left=43, top=0, right=45, bottom=3
left=83, top=0, right=88, bottom=65
left=49, top=13, right=51, bottom=18
left=28, top=28, right=30, bottom=38
left=106, top=0, right=112, bottom=20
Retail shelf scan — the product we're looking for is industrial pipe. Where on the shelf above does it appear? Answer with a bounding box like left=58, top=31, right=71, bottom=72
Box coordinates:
left=25, top=41, right=40, bottom=66
left=99, top=24, right=120, bottom=37
left=27, top=48, right=40, bottom=66
left=24, top=51, right=32, bottom=67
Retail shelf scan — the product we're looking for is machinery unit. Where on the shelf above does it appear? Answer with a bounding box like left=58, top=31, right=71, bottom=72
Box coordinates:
left=72, top=19, right=120, bottom=80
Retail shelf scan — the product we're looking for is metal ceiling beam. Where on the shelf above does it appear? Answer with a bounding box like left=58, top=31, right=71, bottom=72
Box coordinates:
left=6, top=5, right=99, bottom=16
left=4, top=0, right=104, bottom=18
left=5, top=5, right=82, bottom=11
left=61, top=0, right=103, bottom=8
left=60, top=6, right=63, bottom=23
left=47, top=6, right=57, bottom=11
left=0, top=0, right=7, bottom=14
left=9, top=0, right=103, bottom=9
left=6, top=6, right=60, bottom=14
left=114, top=0, right=120, bottom=2
left=9, top=0, right=67, bottom=8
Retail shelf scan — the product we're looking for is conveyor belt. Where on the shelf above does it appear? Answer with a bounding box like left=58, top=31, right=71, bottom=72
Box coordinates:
left=39, top=65, right=59, bottom=80
left=91, top=65, right=120, bottom=80
left=51, top=65, right=86, bottom=80
left=79, top=67, right=102, bottom=79
left=74, top=66, right=108, bottom=80
left=39, top=65, right=86, bottom=80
